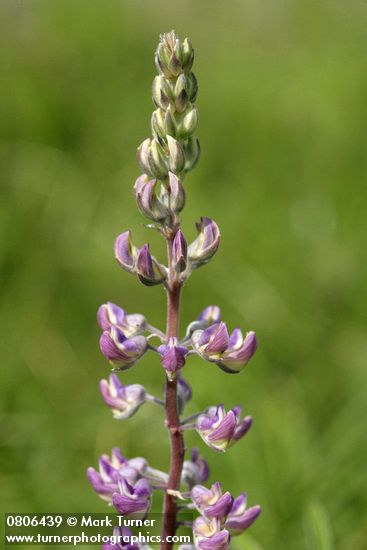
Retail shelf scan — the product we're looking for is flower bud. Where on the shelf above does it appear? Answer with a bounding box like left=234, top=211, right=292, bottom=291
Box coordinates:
left=181, top=448, right=210, bottom=489
left=177, top=377, right=192, bottom=414
left=152, top=107, right=175, bottom=141
left=172, top=229, right=187, bottom=273
left=136, top=244, right=167, bottom=286
left=174, top=73, right=198, bottom=112
left=134, top=175, right=168, bottom=223
left=155, top=31, right=193, bottom=79
left=167, top=135, right=185, bottom=174
left=100, top=374, right=147, bottom=419
left=181, top=105, right=198, bottom=137
left=114, top=231, right=139, bottom=273
left=152, top=75, right=171, bottom=109
left=99, top=326, right=148, bottom=370
left=183, top=305, right=221, bottom=341
left=137, top=138, right=168, bottom=180
left=182, top=37, right=194, bottom=72
left=168, top=172, right=186, bottom=213
left=224, top=494, right=261, bottom=536
left=112, top=478, right=152, bottom=519
left=191, top=482, right=233, bottom=520
left=198, top=306, right=221, bottom=326
left=188, top=217, right=220, bottom=268
left=184, top=135, right=200, bottom=172
left=158, top=337, right=188, bottom=380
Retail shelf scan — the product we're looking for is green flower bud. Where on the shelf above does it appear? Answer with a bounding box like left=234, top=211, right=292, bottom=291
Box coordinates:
left=155, top=31, right=195, bottom=80
left=152, top=75, right=171, bottom=109
left=182, top=38, right=194, bottom=72
left=181, top=106, right=198, bottom=137
left=184, top=136, right=200, bottom=172
left=152, top=106, right=177, bottom=141
left=137, top=138, right=168, bottom=180
left=150, top=139, right=169, bottom=179
left=167, top=135, right=185, bottom=174
left=174, top=73, right=198, bottom=112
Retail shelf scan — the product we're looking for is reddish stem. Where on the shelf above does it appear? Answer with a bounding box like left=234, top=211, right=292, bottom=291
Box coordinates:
left=161, top=236, right=185, bottom=550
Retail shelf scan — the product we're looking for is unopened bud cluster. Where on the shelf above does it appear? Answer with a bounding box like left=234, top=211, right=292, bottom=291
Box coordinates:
left=88, top=31, right=261, bottom=550
left=137, top=31, right=200, bottom=182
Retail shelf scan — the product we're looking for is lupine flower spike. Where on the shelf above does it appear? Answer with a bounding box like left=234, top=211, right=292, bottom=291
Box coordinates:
left=88, top=30, right=261, bottom=550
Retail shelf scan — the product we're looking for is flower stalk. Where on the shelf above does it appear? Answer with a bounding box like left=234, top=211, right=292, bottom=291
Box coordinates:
left=88, top=31, right=261, bottom=550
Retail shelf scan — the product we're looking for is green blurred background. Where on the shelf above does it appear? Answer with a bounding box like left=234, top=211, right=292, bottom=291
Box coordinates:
left=1, top=1, right=367, bottom=548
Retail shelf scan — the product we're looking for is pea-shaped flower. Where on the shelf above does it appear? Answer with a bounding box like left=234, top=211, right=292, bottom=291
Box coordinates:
left=115, top=233, right=166, bottom=287
left=134, top=175, right=168, bottom=223
left=193, top=517, right=230, bottom=550
left=99, top=325, right=148, bottom=371
left=87, top=448, right=140, bottom=503
left=136, top=244, right=167, bottom=286
left=100, top=374, right=147, bottom=419
left=224, top=493, right=261, bottom=536
left=157, top=337, right=189, bottom=380
left=191, top=322, right=257, bottom=373
left=97, top=302, right=147, bottom=338
left=191, top=482, right=233, bottom=519
left=112, top=478, right=152, bottom=519
left=196, top=405, right=252, bottom=452
left=188, top=217, right=220, bottom=269
left=114, top=231, right=139, bottom=274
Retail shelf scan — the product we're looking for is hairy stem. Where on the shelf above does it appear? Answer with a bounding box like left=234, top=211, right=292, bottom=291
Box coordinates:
left=161, top=235, right=185, bottom=550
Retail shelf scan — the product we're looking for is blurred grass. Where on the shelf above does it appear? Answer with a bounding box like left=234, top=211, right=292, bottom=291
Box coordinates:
left=1, top=0, right=367, bottom=548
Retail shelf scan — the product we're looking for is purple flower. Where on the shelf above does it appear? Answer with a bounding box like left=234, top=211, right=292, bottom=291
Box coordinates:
left=181, top=448, right=210, bottom=489
left=97, top=302, right=147, bottom=337
left=191, top=322, right=257, bottom=373
left=100, top=374, right=146, bottom=419
left=196, top=405, right=252, bottom=452
left=87, top=449, right=148, bottom=503
left=87, top=448, right=129, bottom=503
left=136, top=244, right=167, bottom=286
left=115, top=231, right=139, bottom=273
left=112, top=478, right=152, bottom=519
left=134, top=174, right=168, bottom=223
left=114, top=234, right=166, bottom=286
left=193, top=517, right=230, bottom=550
left=188, top=217, right=220, bottom=268
left=224, top=493, right=261, bottom=536
left=100, top=326, right=148, bottom=370
left=191, top=482, right=233, bottom=519
left=158, top=337, right=189, bottom=380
